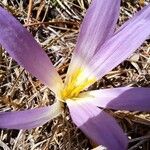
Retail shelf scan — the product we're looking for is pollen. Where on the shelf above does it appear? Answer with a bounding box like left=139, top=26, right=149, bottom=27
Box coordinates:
left=60, top=68, right=96, bottom=101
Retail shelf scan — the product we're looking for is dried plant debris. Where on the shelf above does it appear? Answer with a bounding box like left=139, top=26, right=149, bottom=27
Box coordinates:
left=0, top=0, right=150, bottom=149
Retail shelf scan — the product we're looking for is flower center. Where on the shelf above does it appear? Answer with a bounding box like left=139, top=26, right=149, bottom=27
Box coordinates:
left=60, top=68, right=96, bottom=101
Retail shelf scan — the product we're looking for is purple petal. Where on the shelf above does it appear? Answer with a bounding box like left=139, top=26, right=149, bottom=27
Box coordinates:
left=79, top=87, right=150, bottom=112
left=0, top=102, right=62, bottom=129
left=0, top=7, right=63, bottom=94
left=67, top=100, right=128, bottom=150
left=88, top=4, right=150, bottom=79
left=67, top=0, right=120, bottom=74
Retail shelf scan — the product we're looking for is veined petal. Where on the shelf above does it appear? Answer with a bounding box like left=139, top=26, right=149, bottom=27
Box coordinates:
left=79, top=87, right=150, bottom=112
left=0, top=7, right=63, bottom=94
left=67, top=0, right=120, bottom=75
left=67, top=100, right=128, bottom=150
left=0, top=102, right=62, bottom=129
left=88, top=4, right=150, bottom=79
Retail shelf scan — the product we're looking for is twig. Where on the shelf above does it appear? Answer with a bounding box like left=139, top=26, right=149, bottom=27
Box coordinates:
left=24, top=20, right=79, bottom=27
left=26, top=0, right=33, bottom=24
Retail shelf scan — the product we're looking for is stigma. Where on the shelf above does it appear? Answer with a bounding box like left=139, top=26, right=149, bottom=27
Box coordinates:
left=60, top=68, right=96, bottom=101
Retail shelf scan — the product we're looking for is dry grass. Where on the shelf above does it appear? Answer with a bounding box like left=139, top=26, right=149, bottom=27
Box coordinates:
left=0, top=0, right=150, bottom=149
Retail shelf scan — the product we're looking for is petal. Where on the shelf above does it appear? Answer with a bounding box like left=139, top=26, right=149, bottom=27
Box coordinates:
left=88, top=4, right=150, bottom=79
left=67, top=100, right=128, bottom=150
left=0, top=102, right=62, bottom=129
left=79, top=87, right=150, bottom=112
left=67, top=0, right=120, bottom=74
left=0, top=7, right=63, bottom=94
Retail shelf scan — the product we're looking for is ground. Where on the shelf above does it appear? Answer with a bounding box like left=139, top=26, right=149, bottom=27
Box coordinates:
left=0, top=0, right=150, bottom=149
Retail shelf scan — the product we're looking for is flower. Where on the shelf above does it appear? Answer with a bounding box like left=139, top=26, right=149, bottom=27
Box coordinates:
left=0, top=0, right=150, bottom=149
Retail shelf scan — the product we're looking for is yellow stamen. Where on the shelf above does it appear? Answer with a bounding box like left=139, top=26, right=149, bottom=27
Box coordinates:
left=60, top=68, right=96, bottom=101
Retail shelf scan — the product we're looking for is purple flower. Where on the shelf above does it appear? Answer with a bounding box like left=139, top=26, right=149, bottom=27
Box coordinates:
left=0, top=0, right=150, bottom=149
